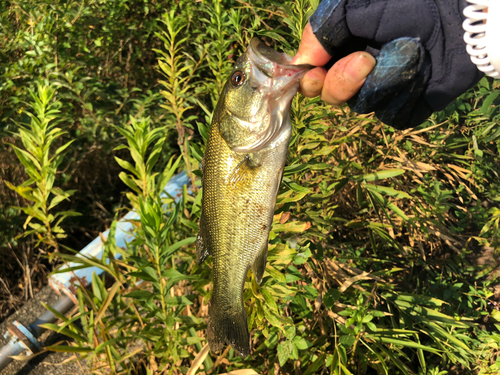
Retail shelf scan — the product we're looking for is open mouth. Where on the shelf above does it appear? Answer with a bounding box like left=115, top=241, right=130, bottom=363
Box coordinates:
left=249, top=38, right=312, bottom=77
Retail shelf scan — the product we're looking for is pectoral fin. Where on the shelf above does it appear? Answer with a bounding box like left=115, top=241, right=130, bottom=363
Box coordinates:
left=226, top=154, right=262, bottom=186
left=251, top=242, right=268, bottom=284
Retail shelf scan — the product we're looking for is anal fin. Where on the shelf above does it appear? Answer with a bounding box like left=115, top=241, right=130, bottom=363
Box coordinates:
left=251, top=242, right=268, bottom=284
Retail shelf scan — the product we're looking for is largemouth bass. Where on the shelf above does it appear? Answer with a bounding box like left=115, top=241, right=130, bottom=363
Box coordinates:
left=196, top=38, right=310, bottom=356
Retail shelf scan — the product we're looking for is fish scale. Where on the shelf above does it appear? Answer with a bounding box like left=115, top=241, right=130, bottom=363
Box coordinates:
left=196, top=38, right=311, bottom=356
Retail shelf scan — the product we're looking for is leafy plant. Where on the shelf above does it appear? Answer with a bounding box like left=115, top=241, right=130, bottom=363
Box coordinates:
left=5, top=82, right=79, bottom=251
left=156, top=5, right=203, bottom=187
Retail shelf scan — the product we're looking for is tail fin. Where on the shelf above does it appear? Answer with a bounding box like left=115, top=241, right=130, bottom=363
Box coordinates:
left=207, top=300, right=251, bottom=357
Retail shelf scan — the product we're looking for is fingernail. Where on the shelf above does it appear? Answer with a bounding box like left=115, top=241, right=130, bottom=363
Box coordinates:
left=345, top=53, right=376, bottom=82
left=291, top=53, right=302, bottom=65
left=301, top=78, right=322, bottom=97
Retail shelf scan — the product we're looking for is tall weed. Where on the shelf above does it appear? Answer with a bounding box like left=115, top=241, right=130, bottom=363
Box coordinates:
left=5, top=82, right=79, bottom=251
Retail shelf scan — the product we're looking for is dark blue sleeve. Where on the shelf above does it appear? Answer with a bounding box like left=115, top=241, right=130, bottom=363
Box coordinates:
left=309, top=0, right=483, bottom=129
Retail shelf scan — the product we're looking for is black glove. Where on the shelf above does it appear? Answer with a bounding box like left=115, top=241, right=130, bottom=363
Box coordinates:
left=309, top=0, right=484, bottom=129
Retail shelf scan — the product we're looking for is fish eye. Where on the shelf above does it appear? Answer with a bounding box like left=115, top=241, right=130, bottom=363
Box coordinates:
left=230, top=71, right=245, bottom=87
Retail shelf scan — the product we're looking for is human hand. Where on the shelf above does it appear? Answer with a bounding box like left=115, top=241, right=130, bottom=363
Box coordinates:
left=293, top=0, right=484, bottom=130
left=292, top=23, right=376, bottom=107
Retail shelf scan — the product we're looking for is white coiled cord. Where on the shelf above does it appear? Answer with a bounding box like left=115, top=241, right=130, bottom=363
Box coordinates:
left=463, top=0, right=500, bottom=77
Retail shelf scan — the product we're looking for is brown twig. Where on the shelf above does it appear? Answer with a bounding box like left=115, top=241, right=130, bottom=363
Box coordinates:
left=206, top=345, right=231, bottom=375
left=0, top=277, right=12, bottom=298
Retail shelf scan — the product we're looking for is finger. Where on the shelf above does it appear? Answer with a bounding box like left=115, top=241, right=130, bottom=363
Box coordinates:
left=299, top=67, right=327, bottom=97
left=291, top=22, right=331, bottom=66
left=321, top=51, right=376, bottom=106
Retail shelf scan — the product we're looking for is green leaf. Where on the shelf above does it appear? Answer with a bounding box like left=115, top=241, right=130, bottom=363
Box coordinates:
left=115, top=157, right=139, bottom=176
left=364, top=184, right=410, bottom=199
left=276, top=191, right=309, bottom=204
left=277, top=340, right=294, bottom=366
left=340, top=335, right=356, bottom=347
left=128, top=266, right=158, bottom=282
left=324, top=289, right=340, bottom=309
left=384, top=292, right=448, bottom=308
left=303, top=354, right=327, bottom=375
left=272, top=221, right=311, bottom=233
left=264, top=308, right=293, bottom=330
left=53, top=140, right=75, bottom=157
left=162, top=237, right=196, bottom=258
left=125, top=290, right=154, bottom=300
left=481, top=91, right=499, bottom=115
left=5, top=182, right=35, bottom=201
left=256, top=30, right=291, bottom=49
left=95, top=281, right=121, bottom=323
left=365, top=335, right=441, bottom=353
left=118, top=172, right=142, bottom=194
left=491, top=309, right=500, bottom=322
left=261, top=289, right=278, bottom=312
left=353, top=169, right=405, bottom=182
left=40, top=302, right=71, bottom=323
left=163, top=268, right=197, bottom=285
left=265, top=265, right=286, bottom=283
left=293, top=336, right=311, bottom=350
left=362, top=314, right=374, bottom=323
left=197, top=121, right=209, bottom=141
left=146, top=136, right=167, bottom=173
left=93, top=336, right=135, bottom=354
left=39, top=323, right=87, bottom=342
left=293, top=247, right=312, bottom=265
left=157, top=155, right=182, bottom=195
left=48, top=194, right=68, bottom=210
left=426, top=322, right=470, bottom=350
left=284, top=164, right=310, bottom=176
left=190, top=143, right=204, bottom=164
left=282, top=180, right=311, bottom=193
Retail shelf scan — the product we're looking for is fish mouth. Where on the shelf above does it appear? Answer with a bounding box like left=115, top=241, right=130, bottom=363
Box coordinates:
left=231, top=39, right=312, bottom=153
left=249, top=38, right=312, bottom=75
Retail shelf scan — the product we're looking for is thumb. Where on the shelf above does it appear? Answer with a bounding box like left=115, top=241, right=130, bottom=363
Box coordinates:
left=292, top=22, right=332, bottom=66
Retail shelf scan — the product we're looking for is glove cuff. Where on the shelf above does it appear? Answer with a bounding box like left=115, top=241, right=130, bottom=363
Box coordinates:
left=463, top=0, right=500, bottom=78
left=309, top=0, right=349, bottom=56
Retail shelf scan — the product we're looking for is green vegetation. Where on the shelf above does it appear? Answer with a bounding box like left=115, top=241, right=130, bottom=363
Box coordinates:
left=1, top=0, right=499, bottom=374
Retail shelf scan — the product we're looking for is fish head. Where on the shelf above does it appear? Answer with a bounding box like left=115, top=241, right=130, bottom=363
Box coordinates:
left=217, top=38, right=311, bottom=153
